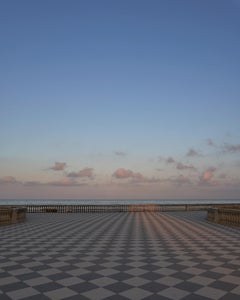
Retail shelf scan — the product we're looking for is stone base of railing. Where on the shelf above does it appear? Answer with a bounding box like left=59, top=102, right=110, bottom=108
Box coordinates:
left=207, top=207, right=240, bottom=226
left=0, top=207, right=27, bottom=225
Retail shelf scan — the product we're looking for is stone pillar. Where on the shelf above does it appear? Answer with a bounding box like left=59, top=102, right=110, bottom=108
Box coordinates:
left=10, top=208, right=18, bottom=224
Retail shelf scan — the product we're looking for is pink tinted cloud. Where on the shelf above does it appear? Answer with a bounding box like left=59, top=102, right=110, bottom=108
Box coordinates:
left=50, top=162, right=67, bottom=171
left=199, top=167, right=216, bottom=185
left=0, top=176, right=18, bottom=184
left=112, top=168, right=159, bottom=183
left=67, top=167, right=94, bottom=179
left=113, top=168, right=135, bottom=179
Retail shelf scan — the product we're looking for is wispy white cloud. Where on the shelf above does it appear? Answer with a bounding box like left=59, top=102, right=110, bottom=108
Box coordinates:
left=67, top=167, right=94, bottom=179
left=206, top=138, right=216, bottom=147
left=24, top=178, right=86, bottom=187
left=162, top=156, right=196, bottom=171
left=166, top=157, right=176, bottom=164
left=176, top=162, right=196, bottom=170
left=186, top=148, right=200, bottom=157
left=47, top=178, right=85, bottom=187
left=114, top=151, right=127, bottom=157
left=223, top=143, right=240, bottom=153
left=50, top=162, right=67, bottom=171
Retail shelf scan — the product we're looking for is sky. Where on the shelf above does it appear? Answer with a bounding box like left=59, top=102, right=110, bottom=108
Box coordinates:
left=1, top=0, right=240, bottom=200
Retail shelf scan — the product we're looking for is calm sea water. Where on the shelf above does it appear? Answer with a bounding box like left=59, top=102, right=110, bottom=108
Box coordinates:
left=0, top=199, right=240, bottom=205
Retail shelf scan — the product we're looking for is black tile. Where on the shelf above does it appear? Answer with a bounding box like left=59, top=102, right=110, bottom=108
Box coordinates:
left=104, top=295, right=129, bottom=300
left=141, top=265, right=160, bottom=272
left=85, top=265, right=104, bottom=272
left=144, top=295, right=169, bottom=300
left=106, top=282, right=132, bottom=293
left=58, top=265, right=75, bottom=272
left=48, top=272, right=71, bottom=280
left=25, top=295, right=50, bottom=300
left=209, top=281, right=238, bottom=291
left=109, top=273, right=132, bottom=281
left=0, top=272, right=11, bottom=278
left=114, top=265, right=132, bottom=272
left=32, top=266, right=49, bottom=271
left=175, top=281, right=202, bottom=292
left=4, top=265, right=21, bottom=271
left=1, top=282, right=29, bottom=293
left=172, top=264, right=188, bottom=271
left=0, top=294, right=12, bottom=300
left=80, top=272, right=102, bottom=281
left=172, top=272, right=195, bottom=280
left=70, top=282, right=98, bottom=293
left=17, top=272, right=40, bottom=281
left=200, top=271, right=224, bottom=279
left=141, top=282, right=168, bottom=293
left=141, top=272, right=161, bottom=281
left=219, top=293, right=240, bottom=300
left=195, top=264, right=214, bottom=270
left=184, top=293, right=213, bottom=300
left=231, top=270, right=240, bottom=277
left=36, top=282, right=63, bottom=293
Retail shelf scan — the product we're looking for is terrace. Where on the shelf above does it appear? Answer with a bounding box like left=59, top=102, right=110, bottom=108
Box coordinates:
left=0, top=211, right=239, bottom=300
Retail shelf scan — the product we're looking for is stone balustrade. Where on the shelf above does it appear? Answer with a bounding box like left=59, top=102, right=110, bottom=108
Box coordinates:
left=207, top=207, right=240, bottom=226
left=14, top=203, right=240, bottom=213
left=0, top=206, right=27, bottom=225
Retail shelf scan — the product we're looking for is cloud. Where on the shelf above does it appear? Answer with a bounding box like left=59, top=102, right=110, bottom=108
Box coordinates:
left=199, top=167, right=216, bottom=185
left=67, top=167, right=94, bottom=179
left=0, top=176, right=18, bottom=184
left=223, top=143, right=240, bottom=153
left=112, top=168, right=159, bottom=183
left=50, top=162, right=67, bottom=171
left=24, top=178, right=85, bottom=187
left=166, top=157, right=175, bottom=164
left=186, top=148, right=200, bottom=157
left=47, top=178, right=85, bottom=187
left=23, top=181, right=42, bottom=186
left=176, top=162, right=196, bottom=171
left=113, top=168, right=137, bottom=179
left=114, top=151, right=127, bottom=157
left=162, top=156, right=196, bottom=171
left=218, top=173, right=227, bottom=179
left=206, top=138, right=216, bottom=147
left=168, top=175, right=192, bottom=186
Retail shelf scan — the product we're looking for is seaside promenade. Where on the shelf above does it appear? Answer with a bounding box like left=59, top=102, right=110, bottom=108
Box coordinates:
left=0, top=211, right=239, bottom=300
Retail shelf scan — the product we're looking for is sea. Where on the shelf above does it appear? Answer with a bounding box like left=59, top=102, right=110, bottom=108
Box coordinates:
left=0, top=199, right=240, bottom=206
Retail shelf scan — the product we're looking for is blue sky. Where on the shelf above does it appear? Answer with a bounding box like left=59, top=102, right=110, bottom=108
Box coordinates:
left=1, top=0, right=240, bottom=199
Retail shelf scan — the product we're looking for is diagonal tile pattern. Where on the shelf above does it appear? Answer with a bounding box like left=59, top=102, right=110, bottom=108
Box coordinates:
left=0, top=211, right=239, bottom=299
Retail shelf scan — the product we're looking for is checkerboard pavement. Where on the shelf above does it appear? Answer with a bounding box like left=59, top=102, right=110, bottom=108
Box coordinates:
left=0, top=211, right=239, bottom=300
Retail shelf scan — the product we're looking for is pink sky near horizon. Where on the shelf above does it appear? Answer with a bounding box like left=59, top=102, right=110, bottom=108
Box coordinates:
left=1, top=139, right=240, bottom=200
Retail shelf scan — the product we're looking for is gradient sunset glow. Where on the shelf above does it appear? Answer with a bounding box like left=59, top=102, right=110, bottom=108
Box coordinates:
left=1, top=1, right=240, bottom=200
